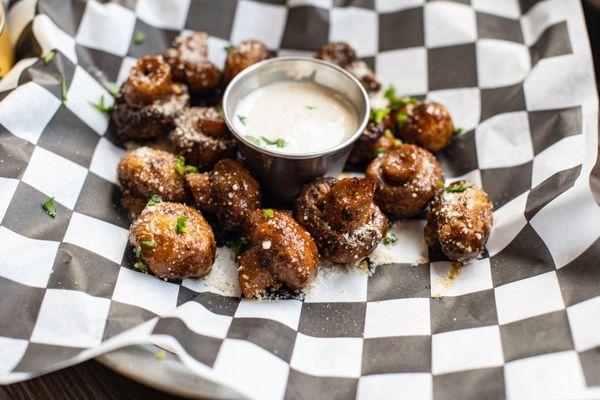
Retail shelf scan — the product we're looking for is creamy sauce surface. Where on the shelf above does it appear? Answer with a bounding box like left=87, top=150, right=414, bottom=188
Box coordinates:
left=233, top=81, right=358, bottom=154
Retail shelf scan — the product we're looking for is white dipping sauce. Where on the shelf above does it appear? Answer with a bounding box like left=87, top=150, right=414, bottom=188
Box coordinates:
left=233, top=81, right=358, bottom=154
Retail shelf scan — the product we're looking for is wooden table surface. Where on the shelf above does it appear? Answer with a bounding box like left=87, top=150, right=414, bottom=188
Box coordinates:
left=1, top=2, right=599, bottom=400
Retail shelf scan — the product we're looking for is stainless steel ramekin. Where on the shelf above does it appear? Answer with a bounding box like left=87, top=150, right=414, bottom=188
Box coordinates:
left=222, top=57, right=370, bottom=205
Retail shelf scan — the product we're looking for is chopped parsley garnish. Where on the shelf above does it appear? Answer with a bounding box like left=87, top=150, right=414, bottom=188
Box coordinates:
left=383, top=234, right=397, bottom=245
left=224, top=45, right=234, bottom=52
left=231, top=237, right=249, bottom=261
left=384, top=129, right=394, bottom=139
left=396, top=113, right=408, bottom=126
left=107, top=83, right=120, bottom=97
left=134, top=261, right=148, bottom=273
left=60, top=74, right=68, bottom=102
left=237, top=115, right=247, bottom=125
left=43, top=50, right=56, bottom=65
left=262, top=209, right=274, bottom=219
left=439, top=181, right=473, bottom=199
left=142, top=240, right=157, bottom=248
left=133, top=31, right=145, bottom=45
left=384, top=85, right=418, bottom=110
left=134, top=245, right=147, bottom=273
left=370, top=108, right=390, bottom=124
left=375, top=147, right=387, bottom=156
left=90, top=95, right=113, bottom=115
left=261, top=136, right=286, bottom=148
left=41, top=197, right=57, bottom=218
left=176, top=216, right=187, bottom=234
left=244, top=134, right=260, bottom=146
left=453, top=127, right=463, bottom=136
left=175, top=156, right=197, bottom=175
left=146, top=194, right=163, bottom=207
left=394, top=139, right=403, bottom=147
left=305, top=105, right=316, bottom=110
left=445, top=182, right=473, bottom=193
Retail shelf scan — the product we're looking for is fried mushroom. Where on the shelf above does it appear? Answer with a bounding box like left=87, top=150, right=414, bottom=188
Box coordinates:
left=118, top=147, right=187, bottom=218
left=396, top=101, right=455, bottom=152
left=425, top=181, right=493, bottom=262
left=366, top=144, right=444, bottom=218
left=238, top=209, right=319, bottom=298
left=293, top=177, right=388, bottom=264
left=223, top=40, right=270, bottom=84
left=113, top=56, right=189, bottom=139
left=169, top=107, right=236, bottom=171
left=185, top=159, right=261, bottom=233
left=315, top=42, right=381, bottom=92
left=130, top=202, right=216, bottom=279
left=164, top=31, right=221, bottom=92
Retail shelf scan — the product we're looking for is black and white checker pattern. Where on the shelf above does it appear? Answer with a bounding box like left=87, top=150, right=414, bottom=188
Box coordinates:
left=0, top=0, right=599, bottom=399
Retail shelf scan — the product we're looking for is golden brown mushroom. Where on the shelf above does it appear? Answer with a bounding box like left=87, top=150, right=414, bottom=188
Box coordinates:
left=130, top=202, right=216, bottom=279
left=185, top=159, right=261, bottom=233
left=169, top=107, right=236, bottom=171
left=117, top=147, right=187, bottom=218
left=113, top=56, right=189, bottom=139
left=315, top=42, right=381, bottom=92
left=425, top=180, right=493, bottom=262
left=293, top=177, right=388, bottom=263
left=223, top=40, right=270, bottom=84
left=238, top=209, right=319, bottom=298
left=163, top=31, right=221, bottom=92
left=395, top=101, right=455, bottom=152
left=366, top=144, right=444, bottom=218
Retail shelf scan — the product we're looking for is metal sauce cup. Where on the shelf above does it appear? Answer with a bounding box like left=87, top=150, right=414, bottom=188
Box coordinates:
left=222, top=57, right=370, bottom=205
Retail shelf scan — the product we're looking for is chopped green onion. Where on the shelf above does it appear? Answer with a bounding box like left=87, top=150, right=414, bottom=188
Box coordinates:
left=44, top=50, right=56, bottom=65
left=134, top=261, right=148, bottom=273
left=142, top=240, right=157, bottom=248
left=107, top=83, right=120, bottom=97
left=383, top=234, right=397, bottom=245
left=383, top=85, right=418, bottom=110
left=237, top=115, right=247, bottom=125
left=146, top=194, right=163, bottom=207
left=244, top=134, right=260, bottom=146
left=231, top=237, right=249, bottom=261
left=262, top=209, right=274, bottom=219
left=90, top=95, right=113, bottom=115
left=261, top=136, right=286, bottom=148
left=396, top=113, right=408, bottom=126
left=370, top=108, right=390, bottom=124
left=41, top=197, right=57, bottom=218
left=224, top=45, right=234, bottom=52
left=175, top=156, right=197, bottom=175
left=445, top=182, right=473, bottom=193
left=60, top=74, right=68, bottom=102
left=175, top=156, right=186, bottom=175
left=176, top=216, right=187, bottom=234
left=305, top=105, right=316, bottom=110
left=133, top=31, right=145, bottom=45
left=384, top=129, right=394, bottom=139
left=453, top=127, right=463, bottom=136
left=375, top=147, right=387, bottom=156
left=135, top=245, right=142, bottom=259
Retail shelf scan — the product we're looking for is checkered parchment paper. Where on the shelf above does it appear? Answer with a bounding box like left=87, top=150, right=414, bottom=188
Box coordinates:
left=0, top=0, right=598, bottom=399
